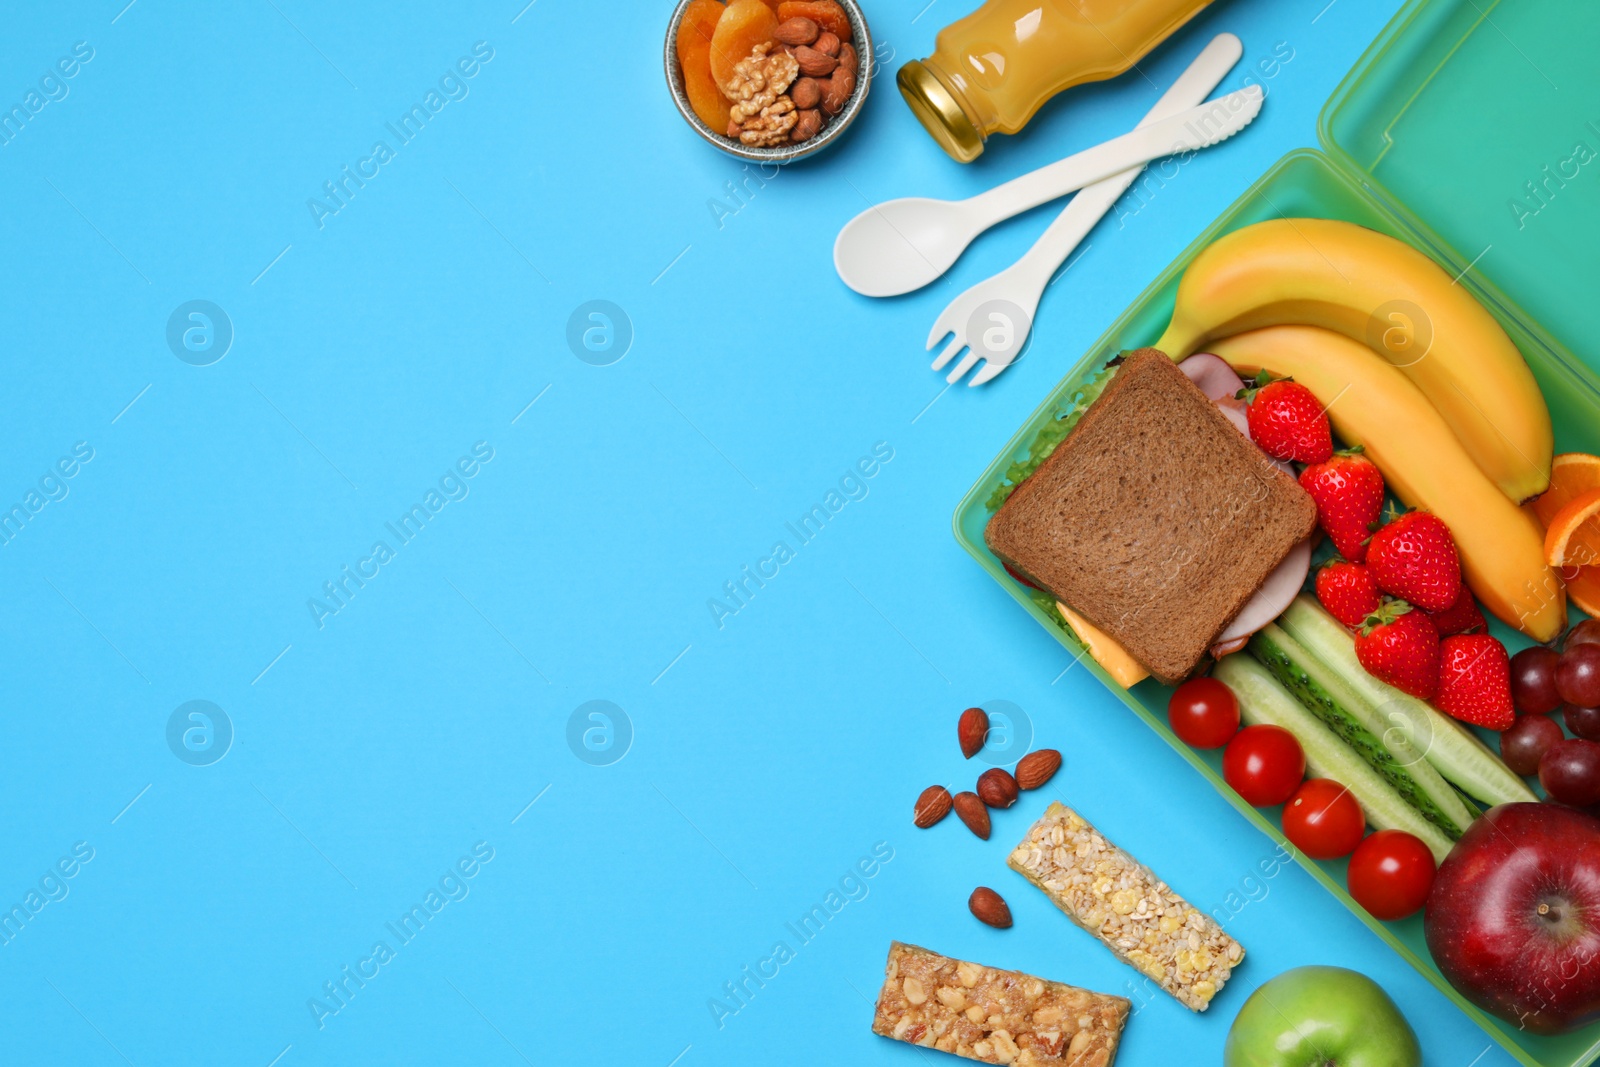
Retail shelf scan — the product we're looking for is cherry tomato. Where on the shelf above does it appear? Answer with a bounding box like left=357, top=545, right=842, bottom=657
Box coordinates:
left=1346, top=829, right=1435, bottom=921
left=1281, top=779, right=1365, bottom=859
left=1168, top=677, right=1241, bottom=749
left=1222, top=725, right=1305, bottom=806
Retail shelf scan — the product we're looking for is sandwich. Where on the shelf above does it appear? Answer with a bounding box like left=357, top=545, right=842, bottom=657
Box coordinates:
left=985, top=349, right=1316, bottom=686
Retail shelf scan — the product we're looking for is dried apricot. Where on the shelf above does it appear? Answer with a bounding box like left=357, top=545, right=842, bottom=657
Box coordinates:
left=676, top=0, right=725, bottom=65
left=777, top=0, right=850, bottom=40
left=680, top=42, right=732, bottom=132
left=710, top=0, right=780, bottom=91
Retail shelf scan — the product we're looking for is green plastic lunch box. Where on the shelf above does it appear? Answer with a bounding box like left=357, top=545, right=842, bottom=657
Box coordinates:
left=954, top=1, right=1600, bottom=1063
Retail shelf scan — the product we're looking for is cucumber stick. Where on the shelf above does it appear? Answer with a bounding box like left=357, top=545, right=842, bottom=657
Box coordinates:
left=1250, top=624, right=1472, bottom=838
left=1214, top=656, right=1455, bottom=862
left=1279, top=596, right=1536, bottom=807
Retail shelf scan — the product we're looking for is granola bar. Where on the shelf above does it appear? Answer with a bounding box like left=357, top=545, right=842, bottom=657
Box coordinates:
left=871, top=941, right=1130, bottom=1066
left=1008, top=802, right=1243, bottom=1011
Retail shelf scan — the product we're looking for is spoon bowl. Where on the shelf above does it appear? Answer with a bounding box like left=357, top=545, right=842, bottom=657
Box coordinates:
left=831, top=198, right=981, bottom=298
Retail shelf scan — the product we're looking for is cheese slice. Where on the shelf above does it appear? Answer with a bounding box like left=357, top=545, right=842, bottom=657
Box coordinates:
left=1057, top=601, right=1149, bottom=689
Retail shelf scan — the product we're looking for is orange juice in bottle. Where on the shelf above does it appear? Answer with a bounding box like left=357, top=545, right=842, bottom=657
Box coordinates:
left=899, top=0, right=1215, bottom=162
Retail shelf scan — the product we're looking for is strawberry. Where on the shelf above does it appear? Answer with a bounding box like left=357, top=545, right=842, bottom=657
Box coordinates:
left=1238, top=373, right=1333, bottom=463
left=1424, top=586, right=1487, bottom=637
left=1435, top=633, right=1515, bottom=730
left=1355, top=601, right=1441, bottom=699
left=1367, top=509, right=1462, bottom=612
left=1316, top=559, right=1381, bottom=628
left=1299, top=449, right=1385, bottom=562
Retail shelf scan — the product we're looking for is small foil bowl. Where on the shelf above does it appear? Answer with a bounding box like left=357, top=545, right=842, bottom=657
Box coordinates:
left=664, top=0, right=873, bottom=163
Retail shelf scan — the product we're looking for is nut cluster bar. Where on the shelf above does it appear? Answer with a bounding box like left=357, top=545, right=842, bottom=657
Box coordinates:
left=1008, top=802, right=1243, bottom=1012
left=871, top=941, right=1129, bottom=1066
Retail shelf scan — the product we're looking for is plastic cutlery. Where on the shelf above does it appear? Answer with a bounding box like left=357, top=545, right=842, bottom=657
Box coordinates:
left=929, top=33, right=1247, bottom=387
left=832, top=83, right=1263, bottom=298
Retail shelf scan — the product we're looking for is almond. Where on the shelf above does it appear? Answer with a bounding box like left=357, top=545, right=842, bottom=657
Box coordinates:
left=837, top=40, right=858, bottom=75
left=793, top=45, right=838, bottom=77
left=813, top=31, right=840, bottom=58
left=958, top=706, right=989, bottom=759
left=1015, top=749, right=1062, bottom=790
left=968, top=887, right=1013, bottom=928
left=790, top=108, right=823, bottom=143
left=913, top=785, right=953, bottom=828
left=773, top=16, right=820, bottom=46
left=953, top=792, right=990, bottom=839
left=977, top=768, right=1019, bottom=809
left=791, top=76, right=822, bottom=111
left=822, top=64, right=855, bottom=115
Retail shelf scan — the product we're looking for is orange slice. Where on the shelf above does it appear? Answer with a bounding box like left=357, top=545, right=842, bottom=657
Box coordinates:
left=1560, top=565, right=1600, bottom=619
left=1544, top=487, right=1600, bottom=567
left=1555, top=566, right=1600, bottom=617
left=1532, top=453, right=1600, bottom=529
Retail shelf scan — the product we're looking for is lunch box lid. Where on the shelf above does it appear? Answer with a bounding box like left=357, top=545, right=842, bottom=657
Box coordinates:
left=1319, top=0, right=1600, bottom=369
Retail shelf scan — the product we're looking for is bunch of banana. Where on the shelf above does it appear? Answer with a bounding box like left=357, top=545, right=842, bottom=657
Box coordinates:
left=1207, top=326, right=1565, bottom=642
left=1155, top=218, right=1553, bottom=503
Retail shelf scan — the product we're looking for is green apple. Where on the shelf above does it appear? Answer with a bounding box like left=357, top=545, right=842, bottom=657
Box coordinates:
left=1224, top=966, right=1421, bottom=1067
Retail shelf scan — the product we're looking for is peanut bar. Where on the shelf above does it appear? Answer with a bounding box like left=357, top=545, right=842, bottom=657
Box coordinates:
left=871, top=941, right=1130, bottom=1066
left=1008, top=801, right=1243, bottom=1011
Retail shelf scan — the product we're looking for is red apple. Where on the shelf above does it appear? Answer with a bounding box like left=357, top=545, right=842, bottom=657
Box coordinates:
left=1425, top=803, right=1600, bottom=1034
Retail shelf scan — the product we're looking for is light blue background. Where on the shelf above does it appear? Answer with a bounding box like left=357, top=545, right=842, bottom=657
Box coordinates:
left=0, top=0, right=1526, bottom=1064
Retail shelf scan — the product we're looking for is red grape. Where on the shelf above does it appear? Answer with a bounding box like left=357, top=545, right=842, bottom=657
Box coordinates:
left=1501, top=714, right=1564, bottom=775
left=1566, top=705, right=1600, bottom=742
left=1511, top=646, right=1563, bottom=714
left=1564, top=619, right=1600, bottom=651
left=1539, top=738, right=1600, bottom=806
left=1558, top=644, right=1600, bottom=707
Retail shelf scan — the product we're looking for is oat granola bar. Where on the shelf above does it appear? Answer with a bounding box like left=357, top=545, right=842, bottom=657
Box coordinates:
left=1008, top=802, right=1243, bottom=1011
left=871, top=941, right=1130, bottom=1066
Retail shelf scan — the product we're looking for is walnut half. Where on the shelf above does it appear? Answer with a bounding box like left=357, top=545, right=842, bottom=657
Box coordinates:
left=723, top=42, right=800, bottom=147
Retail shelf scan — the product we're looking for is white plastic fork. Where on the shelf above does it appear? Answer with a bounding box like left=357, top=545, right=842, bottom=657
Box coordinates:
left=928, top=33, right=1247, bottom=387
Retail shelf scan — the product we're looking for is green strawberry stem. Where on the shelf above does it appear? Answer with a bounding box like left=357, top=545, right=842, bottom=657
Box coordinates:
left=1360, top=599, right=1414, bottom=635
left=1234, top=369, right=1294, bottom=404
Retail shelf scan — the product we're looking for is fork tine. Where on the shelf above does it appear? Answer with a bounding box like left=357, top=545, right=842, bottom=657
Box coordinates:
left=926, top=314, right=956, bottom=351
left=969, top=358, right=1008, bottom=387
left=945, top=350, right=982, bottom=384
left=930, top=335, right=967, bottom=372
left=968, top=315, right=1036, bottom=386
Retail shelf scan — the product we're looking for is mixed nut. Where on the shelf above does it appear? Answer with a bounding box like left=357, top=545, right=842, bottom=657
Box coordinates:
left=958, top=706, right=989, bottom=759
left=911, top=705, right=1063, bottom=929
left=675, top=0, right=862, bottom=149
left=967, top=887, right=1013, bottom=929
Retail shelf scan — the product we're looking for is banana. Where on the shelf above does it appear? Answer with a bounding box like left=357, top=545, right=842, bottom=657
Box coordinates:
left=1155, top=218, right=1553, bottom=503
left=1208, top=326, right=1565, bottom=642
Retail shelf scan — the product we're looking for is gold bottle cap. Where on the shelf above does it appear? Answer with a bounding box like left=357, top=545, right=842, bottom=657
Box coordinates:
left=897, top=59, right=985, bottom=163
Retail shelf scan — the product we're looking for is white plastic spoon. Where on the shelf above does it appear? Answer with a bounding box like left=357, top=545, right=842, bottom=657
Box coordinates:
left=833, top=84, right=1264, bottom=297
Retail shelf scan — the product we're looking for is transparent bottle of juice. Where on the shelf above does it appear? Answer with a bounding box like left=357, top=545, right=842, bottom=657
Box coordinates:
left=899, top=0, right=1215, bottom=162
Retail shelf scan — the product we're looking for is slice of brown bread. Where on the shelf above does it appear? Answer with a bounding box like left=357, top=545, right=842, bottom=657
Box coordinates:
left=985, top=349, right=1316, bottom=686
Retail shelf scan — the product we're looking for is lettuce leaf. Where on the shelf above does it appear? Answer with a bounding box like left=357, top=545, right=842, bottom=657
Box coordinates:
left=1027, top=588, right=1072, bottom=636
